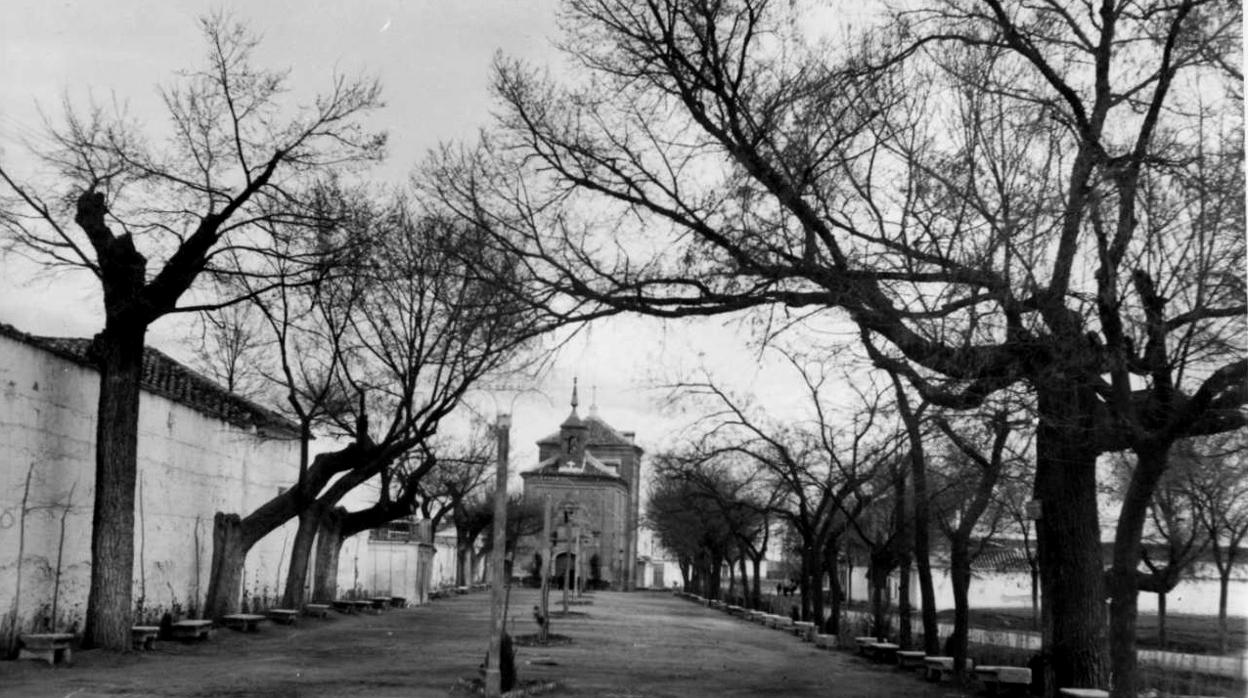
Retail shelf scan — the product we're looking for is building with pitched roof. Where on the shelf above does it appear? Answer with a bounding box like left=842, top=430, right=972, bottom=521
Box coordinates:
left=517, top=380, right=642, bottom=590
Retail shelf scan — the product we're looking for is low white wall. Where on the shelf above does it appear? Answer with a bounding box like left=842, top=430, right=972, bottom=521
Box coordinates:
left=0, top=332, right=300, bottom=642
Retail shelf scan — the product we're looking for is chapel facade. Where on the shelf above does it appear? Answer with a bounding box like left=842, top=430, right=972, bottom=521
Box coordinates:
left=518, top=381, right=642, bottom=590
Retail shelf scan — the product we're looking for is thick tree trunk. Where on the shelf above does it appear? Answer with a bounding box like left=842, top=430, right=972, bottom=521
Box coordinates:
left=204, top=513, right=248, bottom=618
left=826, top=549, right=841, bottom=635
left=1108, top=444, right=1170, bottom=698
left=809, top=546, right=825, bottom=624
left=869, top=558, right=889, bottom=638
left=312, top=509, right=345, bottom=601
left=82, top=327, right=145, bottom=650
left=282, top=506, right=322, bottom=608
left=1035, top=384, right=1109, bottom=695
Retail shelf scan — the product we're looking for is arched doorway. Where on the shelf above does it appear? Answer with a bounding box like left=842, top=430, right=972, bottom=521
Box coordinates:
left=554, top=552, right=577, bottom=589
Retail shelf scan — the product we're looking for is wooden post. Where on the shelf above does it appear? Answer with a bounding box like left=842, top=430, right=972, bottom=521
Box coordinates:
left=540, top=497, right=552, bottom=642
left=485, top=414, right=511, bottom=697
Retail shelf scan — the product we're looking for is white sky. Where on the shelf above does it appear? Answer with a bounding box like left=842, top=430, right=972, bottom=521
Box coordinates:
left=0, top=0, right=847, bottom=479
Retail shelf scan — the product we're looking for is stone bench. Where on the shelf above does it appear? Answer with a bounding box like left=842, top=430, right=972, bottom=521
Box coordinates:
left=924, top=656, right=973, bottom=682
left=854, top=636, right=882, bottom=654
left=974, top=666, right=1032, bottom=695
left=304, top=603, right=331, bottom=618
left=131, top=625, right=159, bottom=651
left=389, top=596, right=406, bottom=608
left=221, top=613, right=266, bottom=632
left=814, top=633, right=837, bottom=650
left=773, top=616, right=794, bottom=630
left=865, top=641, right=900, bottom=662
left=172, top=619, right=214, bottom=641
left=895, top=650, right=926, bottom=670
left=267, top=608, right=299, bottom=625
left=352, top=600, right=376, bottom=614
left=18, top=633, right=74, bottom=665
left=792, top=621, right=816, bottom=641
left=1058, top=691, right=1108, bottom=698
left=332, top=600, right=357, bottom=614
left=726, top=605, right=744, bottom=616
left=369, top=597, right=392, bottom=610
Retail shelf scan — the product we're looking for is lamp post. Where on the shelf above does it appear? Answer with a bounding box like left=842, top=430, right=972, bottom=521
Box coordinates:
left=485, top=413, right=511, bottom=697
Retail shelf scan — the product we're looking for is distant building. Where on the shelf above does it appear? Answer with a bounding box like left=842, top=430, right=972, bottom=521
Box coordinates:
left=516, top=381, right=642, bottom=590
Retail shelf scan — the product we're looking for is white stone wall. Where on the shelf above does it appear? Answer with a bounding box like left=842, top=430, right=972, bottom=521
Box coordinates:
left=0, top=332, right=300, bottom=639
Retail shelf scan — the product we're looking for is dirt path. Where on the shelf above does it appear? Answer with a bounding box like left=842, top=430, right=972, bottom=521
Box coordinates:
left=0, top=591, right=970, bottom=697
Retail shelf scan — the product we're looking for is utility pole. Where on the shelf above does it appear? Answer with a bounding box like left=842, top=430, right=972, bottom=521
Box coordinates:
left=539, top=497, right=552, bottom=643
left=485, top=413, right=511, bottom=697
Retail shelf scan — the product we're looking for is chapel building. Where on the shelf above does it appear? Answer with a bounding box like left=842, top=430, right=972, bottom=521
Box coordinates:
left=518, top=381, right=642, bottom=590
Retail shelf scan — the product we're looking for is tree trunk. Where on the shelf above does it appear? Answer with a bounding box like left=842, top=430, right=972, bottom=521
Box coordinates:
left=282, top=506, right=322, bottom=608
left=312, top=509, right=345, bottom=601
left=803, top=546, right=823, bottom=621
left=947, top=540, right=972, bottom=677
left=1108, top=443, right=1171, bottom=698
left=869, top=557, right=889, bottom=638
left=1157, top=592, right=1166, bottom=649
left=204, top=513, right=248, bottom=618
left=1218, top=568, right=1229, bottom=654
left=826, top=549, right=841, bottom=635
left=897, top=552, right=912, bottom=648
left=912, top=458, right=940, bottom=654
left=82, top=327, right=145, bottom=650
left=750, top=555, right=762, bottom=610
left=1035, top=383, right=1109, bottom=695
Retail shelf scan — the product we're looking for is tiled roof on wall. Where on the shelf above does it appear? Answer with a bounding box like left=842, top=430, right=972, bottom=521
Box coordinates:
left=0, top=322, right=301, bottom=439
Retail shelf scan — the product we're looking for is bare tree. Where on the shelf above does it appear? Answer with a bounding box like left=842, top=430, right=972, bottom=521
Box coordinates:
left=204, top=203, right=541, bottom=617
left=0, top=14, right=383, bottom=649
left=425, top=1, right=1245, bottom=690
left=1177, top=433, right=1248, bottom=654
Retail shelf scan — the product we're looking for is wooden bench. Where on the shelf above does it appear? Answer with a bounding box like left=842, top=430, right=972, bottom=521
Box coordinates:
left=974, top=666, right=1032, bottom=695
left=866, top=641, right=900, bottom=662
left=18, top=633, right=73, bottom=666
left=131, top=625, right=159, bottom=651
left=267, top=608, right=299, bottom=625
left=924, top=656, right=973, bottom=682
left=221, top=613, right=266, bottom=632
left=305, top=603, right=331, bottom=618
left=896, top=650, right=926, bottom=670
left=171, top=619, right=214, bottom=641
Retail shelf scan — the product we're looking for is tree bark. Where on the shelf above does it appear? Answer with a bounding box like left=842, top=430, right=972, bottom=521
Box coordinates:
left=312, top=508, right=345, bottom=601
left=947, top=539, right=972, bottom=676
left=82, top=326, right=145, bottom=650
left=1035, top=383, right=1109, bottom=695
left=282, top=506, right=323, bottom=607
left=1108, top=443, right=1171, bottom=698
left=204, top=513, right=248, bottom=619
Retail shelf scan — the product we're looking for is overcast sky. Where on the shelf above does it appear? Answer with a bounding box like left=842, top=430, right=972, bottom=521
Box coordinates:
left=0, top=0, right=841, bottom=477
